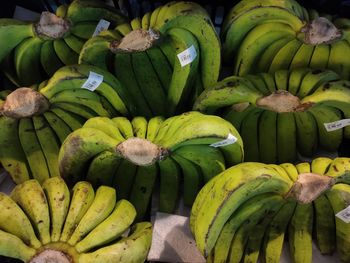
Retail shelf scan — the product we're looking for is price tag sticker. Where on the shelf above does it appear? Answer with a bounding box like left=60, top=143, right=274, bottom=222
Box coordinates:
left=177, top=45, right=197, bottom=67
left=324, top=119, right=350, bottom=132
left=92, top=19, right=110, bottom=36
left=336, top=205, right=350, bottom=223
left=81, top=71, right=104, bottom=91
left=210, top=133, right=237, bottom=148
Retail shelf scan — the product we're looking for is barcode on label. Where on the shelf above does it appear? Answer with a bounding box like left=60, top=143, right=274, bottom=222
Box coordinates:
left=210, top=133, right=237, bottom=147
left=324, top=119, right=350, bottom=131
left=82, top=71, right=104, bottom=91
left=336, top=205, right=350, bottom=223
left=177, top=45, right=197, bottom=67
left=92, top=19, right=110, bottom=37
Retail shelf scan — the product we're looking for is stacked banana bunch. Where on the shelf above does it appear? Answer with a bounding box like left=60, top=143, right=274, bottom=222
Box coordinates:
left=0, top=0, right=126, bottom=86
left=222, top=0, right=350, bottom=79
left=0, top=64, right=129, bottom=185
left=194, top=68, right=350, bottom=163
left=79, top=1, right=221, bottom=117
left=57, top=112, right=244, bottom=219
left=191, top=157, right=350, bottom=263
left=0, top=176, right=152, bottom=263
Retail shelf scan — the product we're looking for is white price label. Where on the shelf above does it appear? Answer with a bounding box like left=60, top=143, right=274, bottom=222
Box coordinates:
left=210, top=133, right=237, bottom=148
left=92, top=19, right=110, bottom=37
left=336, top=205, right=350, bottom=223
left=324, top=119, right=350, bottom=132
left=177, top=45, right=197, bottom=67
left=81, top=71, right=104, bottom=91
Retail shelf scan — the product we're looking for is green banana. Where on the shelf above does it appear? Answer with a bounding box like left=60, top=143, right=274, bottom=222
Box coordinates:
left=42, top=111, right=73, bottom=144
left=112, top=116, right=134, bottom=139
left=258, top=110, right=278, bottom=164
left=277, top=112, right=297, bottom=163
left=294, top=110, right=318, bottom=157
left=40, top=40, right=64, bottom=76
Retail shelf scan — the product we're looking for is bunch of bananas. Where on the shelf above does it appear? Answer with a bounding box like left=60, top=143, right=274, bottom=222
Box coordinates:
left=0, top=64, right=128, bottom=185
left=222, top=0, right=350, bottom=79
left=0, top=0, right=126, bottom=87
left=194, top=68, right=350, bottom=163
left=0, top=176, right=152, bottom=263
left=57, top=111, right=244, bottom=219
left=191, top=157, right=350, bottom=263
left=78, top=1, right=221, bottom=117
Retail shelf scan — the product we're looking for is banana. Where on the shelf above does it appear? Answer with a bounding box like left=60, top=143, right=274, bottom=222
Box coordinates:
left=129, top=164, right=158, bottom=221
left=64, top=34, right=85, bottom=54
left=296, top=161, right=311, bottom=173
left=146, top=116, right=165, bottom=141
left=86, top=151, right=121, bottom=186
left=11, top=180, right=51, bottom=245
left=75, top=199, right=136, bottom=253
left=0, top=117, right=30, bottom=184
left=113, top=52, right=153, bottom=117
left=279, top=162, right=299, bottom=182
left=158, top=157, right=181, bottom=213
left=307, top=104, right=343, bottom=152
left=309, top=44, right=330, bottom=70
left=328, top=39, right=350, bottom=79
left=150, top=5, right=162, bottom=28
left=32, top=115, right=60, bottom=178
left=78, top=222, right=152, bottom=263
left=60, top=181, right=95, bottom=242
left=42, top=177, right=70, bottom=242
left=112, top=159, right=138, bottom=200
left=131, top=17, right=142, bottom=30
left=311, top=157, right=333, bottom=174
left=114, top=22, right=133, bottom=36
left=326, top=157, right=350, bottom=178
left=234, top=22, right=295, bottom=76
left=53, top=102, right=97, bottom=120
left=297, top=69, right=340, bottom=98
left=244, top=74, right=270, bottom=95
left=257, top=35, right=295, bottom=73
left=14, top=37, right=44, bottom=86
left=258, top=72, right=277, bottom=93
left=153, top=2, right=220, bottom=89
left=193, top=162, right=292, bottom=256
left=288, top=202, right=314, bottom=263
left=326, top=183, right=350, bottom=262
left=277, top=112, right=297, bottom=163
left=193, top=76, right=263, bottom=113
left=83, top=116, right=125, bottom=141
left=112, top=116, right=134, bottom=139
left=66, top=0, right=126, bottom=24
left=289, top=43, right=315, bottom=70
left=58, top=127, right=121, bottom=184
left=240, top=107, right=263, bottom=161
left=70, top=21, right=96, bottom=39
left=294, top=110, right=318, bottom=157
left=141, top=12, right=151, bottom=29
left=274, top=69, right=289, bottom=91
left=0, top=19, right=34, bottom=62
left=49, top=107, right=84, bottom=131
left=268, top=38, right=303, bottom=73
left=18, top=118, right=50, bottom=184
left=258, top=110, right=278, bottom=164
left=0, top=192, right=41, bottom=248
left=55, top=3, right=68, bottom=18
left=223, top=6, right=304, bottom=63
left=287, top=67, right=313, bottom=95
left=53, top=39, right=79, bottom=65
left=171, top=153, right=202, bottom=207
left=0, top=230, right=36, bottom=262
left=227, top=195, right=285, bottom=263
left=261, top=199, right=297, bottom=263
left=173, top=144, right=225, bottom=183
left=162, top=28, right=199, bottom=115
left=68, top=186, right=116, bottom=246
left=131, top=116, right=148, bottom=138
left=40, top=40, right=64, bottom=77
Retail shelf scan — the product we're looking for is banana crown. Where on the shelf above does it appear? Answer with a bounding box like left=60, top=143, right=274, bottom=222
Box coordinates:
left=191, top=157, right=350, bottom=261
left=0, top=177, right=152, bottom=263
left=194, top=68, right=350, bottom=163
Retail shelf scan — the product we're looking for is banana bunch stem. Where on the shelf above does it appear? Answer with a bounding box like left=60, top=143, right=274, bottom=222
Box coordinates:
left=111, top=29, right=160, bottom=52
left=34, top=12, right=70, bottom=40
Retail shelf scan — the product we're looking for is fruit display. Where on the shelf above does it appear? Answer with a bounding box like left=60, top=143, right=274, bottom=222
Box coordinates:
left=194, top=68, right=350, bottom=163
left=0, top=0, right=127, bottom=87
left=222, top=0, right=350, bottom=79
left=0, top=64, right=128, bottom=185
left=78, top=1, right=221, bottom=117
left=191, top=157, right=350, bottom=263
left=58, top=112, right=244, bottom=219
left=0, top=176, right=152, bottom=263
